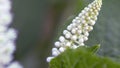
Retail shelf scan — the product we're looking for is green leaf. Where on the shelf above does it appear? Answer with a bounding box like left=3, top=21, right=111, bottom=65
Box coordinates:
left=49, top=45, right=120, bottom=68
left=86, top=44, right=101, bottom=53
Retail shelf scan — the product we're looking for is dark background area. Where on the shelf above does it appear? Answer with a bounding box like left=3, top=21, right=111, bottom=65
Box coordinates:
left=11, top=0, right=120, bottom=68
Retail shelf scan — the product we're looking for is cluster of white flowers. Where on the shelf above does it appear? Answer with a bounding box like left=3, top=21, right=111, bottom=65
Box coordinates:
left=47, top=0, right=102, bottom=62
left=0, top=0, right=23, bottom=68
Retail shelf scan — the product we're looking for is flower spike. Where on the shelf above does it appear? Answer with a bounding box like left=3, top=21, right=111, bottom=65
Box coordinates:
left=0, top=0, right=23, bottom=68
left=47, top=0, right=102, bottom=62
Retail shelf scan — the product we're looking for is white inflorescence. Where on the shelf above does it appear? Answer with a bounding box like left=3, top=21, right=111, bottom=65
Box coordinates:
left=0, top=0, right=23, bottom=68
left=47, top=0, right=102, bottom=62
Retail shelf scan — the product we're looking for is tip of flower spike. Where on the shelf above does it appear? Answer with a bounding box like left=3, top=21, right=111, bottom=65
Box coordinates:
left=95, top=0, right=102, bottom=5
left=95, top=0, right=102, bottom=2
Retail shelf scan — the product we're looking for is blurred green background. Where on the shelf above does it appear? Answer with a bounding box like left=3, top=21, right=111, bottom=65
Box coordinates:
left=11, top=0, right=120, bottom=68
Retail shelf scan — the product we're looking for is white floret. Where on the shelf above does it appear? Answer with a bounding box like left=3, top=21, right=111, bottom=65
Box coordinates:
left=59, top=36, right=65, bottom=42
left=83, top=36, right=88, bottom=41
left=67, top=25, right=72, bottom=30
left=71, top=35, right=77, bottom=41
left=84, top=31, right=89, bottom=36
left=54, top=41, right=61, bottom=47
left=46, top=57, right=54, bottom=62
left=59, top=47, right=65, bottom=52
left=71, top=28, right=76, bottom=34
left=65, top=42, right=71, bottom=47
left=65, top=33, right=71, bottom=39
left=63, top=30, right=68, bottom=35
left=78, top=38, right=84, bottom=43
left=52, top=51, right=60, bottom=56
left=71, top=45, right=78, bottom=49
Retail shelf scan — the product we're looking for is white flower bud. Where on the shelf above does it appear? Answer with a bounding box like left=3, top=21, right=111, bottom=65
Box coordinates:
left=78, top=38, right=84, bottom=43
left=63, top=30, right=68, bottom=35
left=71, top=35, right=77, bottom=41
left=72, top=22, right=76, bottom=27
left=77, top=30, right=82, bottom=34
left=94, top=16, right=97, bottom=20
left=59, top=36, right=65, bottom=42
left=81, top=20, right=86, bottom=24
left=77, top=25, right=82, bottom=29
left=75, top=17, right=80, bottom=20
left=52, top=48, right=60, bottom=56
left=0, top=33, right=8, bottom=44
left=52, top=48, right=58, bottom=52
left=88, top=26, right=93, bottom=31
left=80, top=43, right=85, bottom=46
left=88, top=4, right=92, bottom=8
left=84, top=26, right=88, bottom=31
left=85, top=12, right=89, bottom=16
left=84, top=7, right=89, bottom=11
left=3, top=42, right=16, bottom=55
left=0, top=55, right=13, bottom=65
left=46, top=57, right=54, bottom=62
left=89, top=20, right=95, bottom=25
left=0, top=13, right=13, bottom=26
left=52, top=51, right=60, bottom=56
left=84, top=31, right=89, bottom=36
left=81, top=10, right=86, bottom=14
left=83, top=36, right=88, bottom=41
left=81, top=16, right=85, bottom=19
left=89, top=9, right=93, bottom=12
left=67, top=25, right=72, bottom=30
left=78, top=13, right=82, bottom=17
left=6, top=28, right=17, bottom=40
left=65, top=33, right=71, bottom=39
left=71, top=28, right=76, bottom=34
left=59, top=47, right=65, bottom=52
left=54, top=41, right=61, bottom=47
left=66, top=42, right=71, bottom=47
left=72, top=19, right=76, bottom=23
left=71, top=45, right=78, bottom=49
